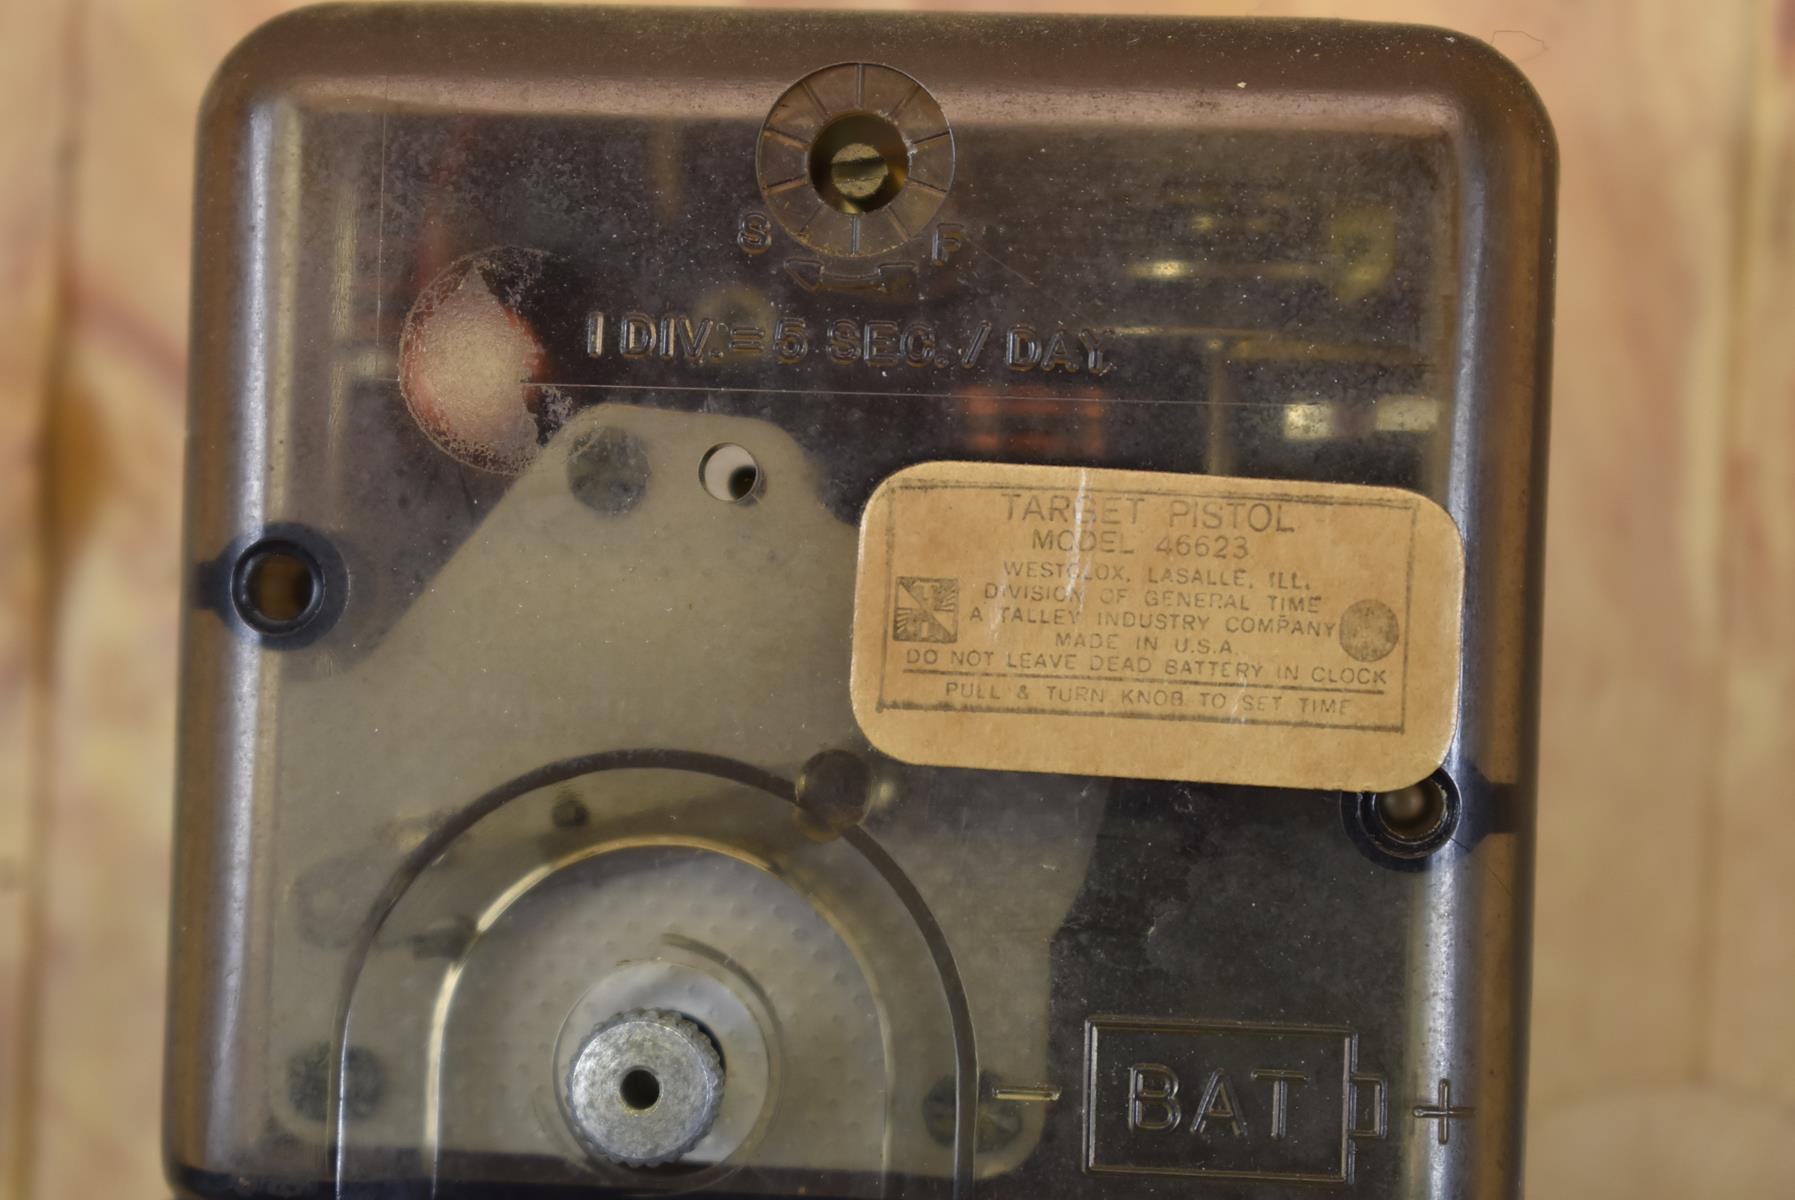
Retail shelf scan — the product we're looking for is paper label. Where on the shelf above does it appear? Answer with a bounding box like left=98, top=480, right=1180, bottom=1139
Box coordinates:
left=850, top=462, right=1464, bottom=791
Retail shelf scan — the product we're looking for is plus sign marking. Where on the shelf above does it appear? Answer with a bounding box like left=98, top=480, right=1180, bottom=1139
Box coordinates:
left=1411, top=1078, right=1474, bottom=1145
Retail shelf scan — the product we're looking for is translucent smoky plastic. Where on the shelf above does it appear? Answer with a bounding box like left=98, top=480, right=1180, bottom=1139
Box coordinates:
left=168, top=8, right=1554, bottom=1200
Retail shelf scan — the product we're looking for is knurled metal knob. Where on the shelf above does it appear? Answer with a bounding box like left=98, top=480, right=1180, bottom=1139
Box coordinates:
left=564, top=1008, right=725, bottom=1167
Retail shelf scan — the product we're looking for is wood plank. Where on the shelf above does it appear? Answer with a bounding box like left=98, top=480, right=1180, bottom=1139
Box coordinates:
left=1709, top=0, right=1795, bottom=1107
left=0, top=0, right=70, bottom=1193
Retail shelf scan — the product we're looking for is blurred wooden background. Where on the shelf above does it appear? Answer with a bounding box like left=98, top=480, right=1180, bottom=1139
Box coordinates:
left=2, top=0, right=1792, bottom=1195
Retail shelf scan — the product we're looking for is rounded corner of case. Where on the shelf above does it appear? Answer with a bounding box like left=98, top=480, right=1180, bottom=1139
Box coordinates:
left=1417, top=25, right=1558, bottom=167
left=197, top=3, right=370, bottom=134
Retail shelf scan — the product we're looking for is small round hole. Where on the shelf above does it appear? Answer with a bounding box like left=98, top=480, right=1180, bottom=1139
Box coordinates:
left=618, top=1068, right=660, bottom=1111
left=1372, top=780, right=1447, bottom=843
left=700, top=444, right=761, bottom=503
left=1342, top=771, right=1460, bottom=869
left=233, top=541, right=323, bottom=633
left=808, top=112, right=909, bottom=214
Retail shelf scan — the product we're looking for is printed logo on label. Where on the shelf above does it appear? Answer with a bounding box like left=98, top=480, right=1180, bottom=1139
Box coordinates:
left=893, top=577, right=960, bottom=644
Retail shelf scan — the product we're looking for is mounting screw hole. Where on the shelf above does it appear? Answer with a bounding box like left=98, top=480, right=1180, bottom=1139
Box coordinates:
left=1342, top=769, right=1461, bottom=868
left=1372, top=779, right=1448, bottom=843
left=619, top=1068, right=660, bottom=1111
left=233, top=541, right=324, bottom=634
left=699, top=444, right=761, bottom=503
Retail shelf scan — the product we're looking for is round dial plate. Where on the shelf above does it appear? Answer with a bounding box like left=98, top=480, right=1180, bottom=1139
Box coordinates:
left=756, top=62, right=954, bottom=259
